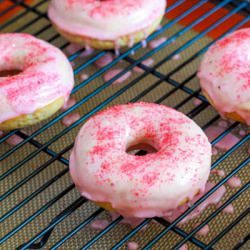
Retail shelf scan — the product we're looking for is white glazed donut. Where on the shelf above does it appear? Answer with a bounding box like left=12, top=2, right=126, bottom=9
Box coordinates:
left=0, top=33, right=74, bottom=130
left=70, top=103, right=211, bottom=218
left=198, top=28, right=250, bottom=125
left=48, top=0, right=166, bottom=49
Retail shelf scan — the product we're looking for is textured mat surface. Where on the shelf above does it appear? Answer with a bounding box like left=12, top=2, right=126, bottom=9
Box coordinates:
left=0, top=1, right=249, bottom=249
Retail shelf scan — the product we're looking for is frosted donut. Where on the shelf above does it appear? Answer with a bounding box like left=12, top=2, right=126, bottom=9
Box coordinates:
left=198, top=28, right=250, bottom=125
left=48, top=0, right=166, bottom=50
left=70, top=103, right=211, bottom=218
left=0, top=33, right=74, bottom=130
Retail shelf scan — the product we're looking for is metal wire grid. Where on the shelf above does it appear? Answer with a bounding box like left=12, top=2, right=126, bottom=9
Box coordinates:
left=0, top=0, right=249, bottom=249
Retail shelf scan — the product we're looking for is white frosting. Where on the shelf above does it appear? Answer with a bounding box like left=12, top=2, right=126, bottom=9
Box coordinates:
left=70, top=103, right=211, bottom=218
left=0, top=33, right=74, bottom=123
left=48, top=0, right=166, bottom=40
left=198, top=28, right=250, bottom=124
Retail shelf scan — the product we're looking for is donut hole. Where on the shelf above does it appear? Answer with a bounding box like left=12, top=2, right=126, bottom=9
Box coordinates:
left=0, top=69, right=22, bottom=77
left=126, top=142, right=158, bottom=156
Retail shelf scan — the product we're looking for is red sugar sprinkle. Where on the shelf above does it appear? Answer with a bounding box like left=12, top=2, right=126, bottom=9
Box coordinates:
left=216, top=29, right=250, bottom=49
left=120, top=162, right=139, bottom=174
left=91, top=145, right=107, bottom=157
left=142, top=172, right=158, bottom=186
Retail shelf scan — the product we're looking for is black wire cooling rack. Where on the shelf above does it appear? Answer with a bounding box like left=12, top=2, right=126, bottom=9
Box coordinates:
left=0, top=0, right=250, bottom=249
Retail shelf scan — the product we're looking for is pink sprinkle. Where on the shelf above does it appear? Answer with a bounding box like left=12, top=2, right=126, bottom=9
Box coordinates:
left=193, top=98, right=202, bottom=107
left=90, top=219, right=109, bottom=230
left=66, top=43, right=82, bottom=55
left=196, top=224, right=210, bottom=236
left=79, top=47, right=94, bottom=58
left=227, top=177, right=241, bottom=188
left=127, top=242, right=139, bottom=250
left=238, top=129, right=246, bottom=137
left=149, top=37, right=167, bottom=49
left=6, top=134, right=23, bottom=146
left=178, top=244, right=188, bottom=250
left=222, top=204, right=234, bottom=214
left=80, top=73, right=89, bottom=81
left=133, top=58, right=154, bottom=73
left=94, top=53, right=113, bottom=67
left=205, top=126, right=240, bottom=151
left=61, top=113, right=80, bottom=127
left=104, top=69, right=131, bottom=84
left=218, top=120, right=228, bottom=128
left=211, top=169, right=225, bottom=177
left=172, top=54, right=180, bottom=60
left=61, top=99, right=76, bottom=111
left=0, top=131, right=3, bottom=137
left=212, top=147, right=218, bottom=156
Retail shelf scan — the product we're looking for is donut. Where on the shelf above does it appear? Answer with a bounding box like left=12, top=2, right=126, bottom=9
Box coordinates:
left=0, top=33, right=74, bottom=131
left=198, top=28, right=250, bottom=125
left=48, top=0, right=166, bottom=50
left=70, top=103, right=211, bottom=218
